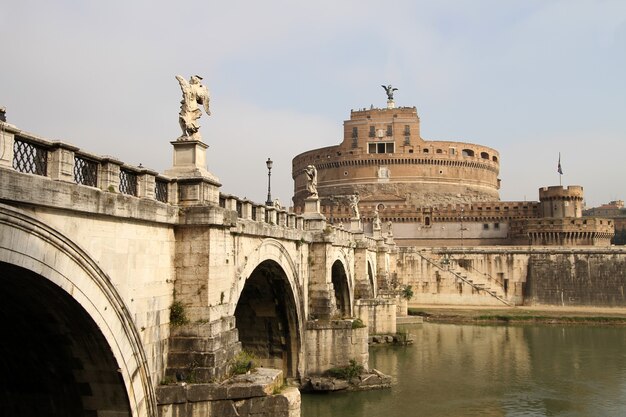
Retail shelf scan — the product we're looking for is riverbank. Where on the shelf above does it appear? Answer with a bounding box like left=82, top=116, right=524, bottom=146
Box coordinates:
left=407, top=304, right=626, bottom=325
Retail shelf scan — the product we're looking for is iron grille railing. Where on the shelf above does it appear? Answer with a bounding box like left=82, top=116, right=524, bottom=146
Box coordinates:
left=119, top=169, right=138, bottom=196
left=74, top=155, right=98, bottom=187
left=155, top=180, right=168, bottom=203
left=13, top=137, right=48, bottom=176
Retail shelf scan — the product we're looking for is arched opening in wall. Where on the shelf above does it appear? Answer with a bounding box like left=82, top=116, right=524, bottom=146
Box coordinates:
left=492, top=155, right=498, bottom=162
left=425, top=216, right=431, bottom=226
left=331, top=260, right=351, bottom=317
left=462, top=149, right=475, bottom=157
left=235, top=260, right=299, bottom=378
left=480, top=152, right=489, bottom=159
left=0, top=262, right=130, bottom=417
left=367, top=261, right=376, bottom=297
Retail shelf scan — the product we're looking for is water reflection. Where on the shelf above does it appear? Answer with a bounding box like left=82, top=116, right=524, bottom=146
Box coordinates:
left=302, top=323, right=626, bottom=417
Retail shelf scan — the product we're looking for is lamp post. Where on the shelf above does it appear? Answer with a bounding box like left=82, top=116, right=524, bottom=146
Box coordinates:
left=265, top=158, right=273, bottom=206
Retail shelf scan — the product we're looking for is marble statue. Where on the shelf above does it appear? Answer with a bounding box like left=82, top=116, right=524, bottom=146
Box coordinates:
left=305, top=165, right=318, bottom=197
left=176, top=75, right=211, bottom=141
left=373, top=207, right=382, bottom=230
left=387, top=221, right=393, bottom=236
left=349, top=194, right=360, bottom=219
left=381, top=84, right=398, bottom=101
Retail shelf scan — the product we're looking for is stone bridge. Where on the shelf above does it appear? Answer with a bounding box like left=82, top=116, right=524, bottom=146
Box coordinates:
left=0, top=122, right=399, bottom=416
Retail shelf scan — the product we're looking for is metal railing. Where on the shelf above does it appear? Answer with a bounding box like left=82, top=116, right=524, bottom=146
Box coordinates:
left=119, top=169, right=138, bottom=196
left=13, top=137, right=47, bottom=176
left=74, top=155, right=98, bottom=187
left=155, top=179, right=168, bottom=203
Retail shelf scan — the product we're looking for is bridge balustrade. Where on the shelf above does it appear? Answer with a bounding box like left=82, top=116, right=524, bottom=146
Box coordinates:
left=2, top=125, right=175, bottom=205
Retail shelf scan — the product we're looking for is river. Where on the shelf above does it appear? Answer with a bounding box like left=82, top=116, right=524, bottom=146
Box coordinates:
left=302, top=322, right=626, bottom=416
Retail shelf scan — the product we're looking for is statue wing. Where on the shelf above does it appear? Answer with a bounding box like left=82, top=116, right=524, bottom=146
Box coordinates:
left=176, top=75, right=188, bottom=89
left=381, top=85, right=387, bottom=91
left=198, top=85, right=211, bottom=116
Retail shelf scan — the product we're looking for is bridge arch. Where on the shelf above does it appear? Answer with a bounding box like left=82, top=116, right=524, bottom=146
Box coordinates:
left=0, top=204, right=156, bottom=417
left=233, top=239, right=304, bottom=379
left=330, top=249, right=354, bottom=317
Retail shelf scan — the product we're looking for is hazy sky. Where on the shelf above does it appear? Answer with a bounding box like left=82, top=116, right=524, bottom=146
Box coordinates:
left=2, top=1, right=625, bottom=207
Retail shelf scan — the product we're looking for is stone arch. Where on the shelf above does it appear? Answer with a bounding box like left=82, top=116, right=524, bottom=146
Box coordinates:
left=0, top=203, right=156, bottom=417
left=329, top=249, right=353, bottom=317
left=366, top=253, right=377, bottom=298
left=233, top=239, right=303, bottom=379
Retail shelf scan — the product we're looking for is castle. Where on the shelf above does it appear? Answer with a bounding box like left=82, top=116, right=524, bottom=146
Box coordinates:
left=292, top=100, right=614, bottom=247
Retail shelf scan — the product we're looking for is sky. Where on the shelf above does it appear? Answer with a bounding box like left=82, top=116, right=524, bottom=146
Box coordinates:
left=1, top=0, right=625, bottom=208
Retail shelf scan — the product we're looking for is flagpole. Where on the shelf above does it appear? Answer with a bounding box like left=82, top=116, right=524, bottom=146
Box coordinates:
left=558, top=152, right=563, bottom=186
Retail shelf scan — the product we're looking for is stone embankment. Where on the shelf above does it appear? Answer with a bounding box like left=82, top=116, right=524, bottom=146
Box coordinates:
left=408, top=305, right=626, bottom=325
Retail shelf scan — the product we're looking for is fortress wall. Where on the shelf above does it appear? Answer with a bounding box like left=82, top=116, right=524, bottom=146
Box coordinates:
left=525, top=252, right=626, bottom=306
left=399, top=248, right=626, bottom=307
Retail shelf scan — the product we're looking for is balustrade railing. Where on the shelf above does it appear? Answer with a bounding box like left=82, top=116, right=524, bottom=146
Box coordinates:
left=155, top=179, right=168, bottom=203
left=13, top=136, right=47, bottom=176
left=74, top=155, right=98, bottom=187
left=119, top=169, right=138, bottom=196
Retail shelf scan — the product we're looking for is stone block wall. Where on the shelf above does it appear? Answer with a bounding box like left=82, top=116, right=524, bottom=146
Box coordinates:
left=354, top=299, right=396, bottom=335
left=526, top=252, right=626, bottom=306
left=304, top=320, right=369, bottom=375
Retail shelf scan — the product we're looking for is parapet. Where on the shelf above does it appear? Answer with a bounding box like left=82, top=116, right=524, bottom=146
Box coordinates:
left=539, top=185, right=584, bottom=201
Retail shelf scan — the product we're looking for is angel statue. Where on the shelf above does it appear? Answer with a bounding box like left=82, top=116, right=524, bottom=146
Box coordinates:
left=176, top=75, right=211, bottom=141
left=305, top=165, right=318, bottom=198
left=381, top=84, right=398, bottom=101
left=348, top=193, right=360, bottom=219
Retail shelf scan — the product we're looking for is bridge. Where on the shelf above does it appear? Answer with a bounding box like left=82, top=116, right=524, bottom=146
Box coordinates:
left=0, top=122, right=400, bottom=416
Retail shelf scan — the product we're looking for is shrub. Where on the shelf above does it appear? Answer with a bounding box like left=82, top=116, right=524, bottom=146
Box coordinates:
left=401, top=285, right=414, bottom=300
left=351, top=318, right=366, bottom=329
left=170, top=301, right=189, bottom=326
left=325, top=359, right=364, bottom=380
left=231, top=350, right=258, bottom=375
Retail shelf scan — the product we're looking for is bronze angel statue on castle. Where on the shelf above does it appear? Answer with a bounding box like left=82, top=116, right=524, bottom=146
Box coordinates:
left=176, top=75, right=211, bottom=141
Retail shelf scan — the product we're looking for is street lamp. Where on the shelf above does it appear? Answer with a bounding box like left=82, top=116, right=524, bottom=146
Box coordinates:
left=265, top=158, right=273, bottom=206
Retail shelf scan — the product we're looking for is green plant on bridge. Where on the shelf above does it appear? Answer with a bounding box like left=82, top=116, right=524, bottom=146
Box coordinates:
left=325, top=359, right=364, bottom=380
left=401, top=285, right=414, bottom=300
left=170, top=301, right=189, bottom=326
left=351, top=318, right=366, bottom=329
left=230, top=350, right=258, bottom=375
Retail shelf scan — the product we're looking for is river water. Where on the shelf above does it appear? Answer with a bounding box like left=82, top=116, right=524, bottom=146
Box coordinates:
left=302, top=323, right=626, bottom=417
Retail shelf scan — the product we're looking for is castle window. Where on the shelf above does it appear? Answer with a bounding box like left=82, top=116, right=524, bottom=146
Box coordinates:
left=483, top=223, right=489, bottom=230
left=386, top=125, right=392, bottom=136
left=436, top=149, right=443, bottom=154
left=449, top=147, right=456, bottom=156
left=369, top=126, right=375, bottom=137
left=480, top=152, right=489, bottom=159
left=462, top=149, right=475, bottom=157
left=404, top=125, right=410, bottom=135
left=494, top=222, right=500, bottom=229
left=352, top=127, right=358, bottom=138
left=368, top=142, right=394, bottom=154
left=492, top=155, right=498, bottom=162
left=404, top=136, right=410, bottom=145
left=423, top=148, right=429, bottom=153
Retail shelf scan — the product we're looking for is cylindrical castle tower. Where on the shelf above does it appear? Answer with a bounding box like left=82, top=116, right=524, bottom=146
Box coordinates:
left=292, top=106, right=501, bottom=210
left=538, top=185, right=584, bottom=218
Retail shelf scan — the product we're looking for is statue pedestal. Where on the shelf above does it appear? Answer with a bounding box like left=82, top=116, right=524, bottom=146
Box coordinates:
left=303, top=196, right=326, bottom=230
left=350, top=217, right=362, bottom=232
left=386, top=99, right=395, bottom=109
left=165, top=138, right=221, bottom=206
